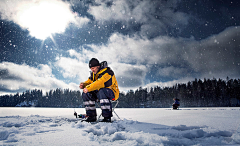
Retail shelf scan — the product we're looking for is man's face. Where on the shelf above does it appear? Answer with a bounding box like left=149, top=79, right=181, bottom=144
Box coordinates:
left=90, top=66, right=100, bottom=74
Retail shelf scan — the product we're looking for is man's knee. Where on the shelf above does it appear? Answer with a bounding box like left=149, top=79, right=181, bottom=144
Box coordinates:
left=98, top=88, right=114, bottom=99
left=82, top=92, right=91, bottom=101
left=82, top=92, right=87, bottom=98
left=98, top=88, right=108, bottom=99
left=98, top=88, right=104, bottom=94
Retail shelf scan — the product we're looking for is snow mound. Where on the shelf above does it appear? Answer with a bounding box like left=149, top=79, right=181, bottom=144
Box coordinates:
left=172, top=125, right=207, bottom=131
left=73, top=119, right=169, bottom=145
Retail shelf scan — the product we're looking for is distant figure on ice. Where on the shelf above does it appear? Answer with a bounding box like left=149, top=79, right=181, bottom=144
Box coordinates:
left=79, top=58, right=119, bottom=122
left=172, top=98, right=180, bottom=110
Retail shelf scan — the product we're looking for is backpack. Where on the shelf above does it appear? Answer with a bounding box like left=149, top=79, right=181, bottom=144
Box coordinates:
left=100, top=61, right=108, bottom=69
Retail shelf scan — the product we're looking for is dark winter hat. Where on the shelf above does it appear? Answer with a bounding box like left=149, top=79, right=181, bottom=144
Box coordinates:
left=89, top=58, right=100, bottom=68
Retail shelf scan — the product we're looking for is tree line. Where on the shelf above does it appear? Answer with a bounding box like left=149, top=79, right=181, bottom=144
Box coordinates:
left=0, top=77, right=240, bottom=108
left=0, top=89, right=82, bottom=107
left=118, top=77, right=240, bottom=108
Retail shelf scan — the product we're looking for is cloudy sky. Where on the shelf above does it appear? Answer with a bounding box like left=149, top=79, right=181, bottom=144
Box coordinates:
left=0, top=0, right=240, bottom=95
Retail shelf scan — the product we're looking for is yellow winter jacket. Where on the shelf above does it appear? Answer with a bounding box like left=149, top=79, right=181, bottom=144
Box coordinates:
left=83, top=67, right=119, bottom=100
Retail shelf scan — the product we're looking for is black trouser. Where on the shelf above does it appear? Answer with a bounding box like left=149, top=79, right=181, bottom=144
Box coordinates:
left=82, top=88, right=114, bottom=118
left=172, top=104, right=180, bottom=109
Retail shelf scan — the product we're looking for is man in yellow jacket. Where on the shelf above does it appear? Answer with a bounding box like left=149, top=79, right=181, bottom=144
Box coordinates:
left=79, top=58, right=119, bottom=122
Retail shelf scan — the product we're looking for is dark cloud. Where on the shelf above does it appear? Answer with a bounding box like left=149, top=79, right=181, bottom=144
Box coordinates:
left=185, top=26, right=240, bottom=76
left=87, top=0, right=190, bottom=39
left=0, top=86, right=25, bottom=94
left=118, top=67, right=146, bottom=87
left=0, top=69, right=23, bottom=81
left=177, top=0, right=240, bottom=40
left=117, top=76, right=143, bottom=88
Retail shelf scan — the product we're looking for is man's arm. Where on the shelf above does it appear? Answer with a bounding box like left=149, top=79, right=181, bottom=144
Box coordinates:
left=85, top=73, right=112, bottom=92
left=79, top=78, right=93, bottom=89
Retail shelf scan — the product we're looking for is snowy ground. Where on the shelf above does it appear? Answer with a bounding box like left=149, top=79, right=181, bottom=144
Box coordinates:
left=1, top=107, right=240, bottom=145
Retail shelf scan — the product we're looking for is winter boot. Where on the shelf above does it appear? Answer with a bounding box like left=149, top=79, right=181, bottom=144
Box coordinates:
left=82, top=116, right=97, bottom=122
left=99, top=117, right=111, bottom=123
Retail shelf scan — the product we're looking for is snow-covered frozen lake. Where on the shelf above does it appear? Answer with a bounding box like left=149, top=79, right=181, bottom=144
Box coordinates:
left=1, top=107, right=240, bottom=145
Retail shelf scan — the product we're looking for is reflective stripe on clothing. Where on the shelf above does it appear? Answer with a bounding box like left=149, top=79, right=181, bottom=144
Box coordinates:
left=84, top=101, right=95, bottom=105
left=85, top=106, right=96, bottom=110
left=100, top=99, right=110, bottom=104
left=101, top=105, right=111, bottom=110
